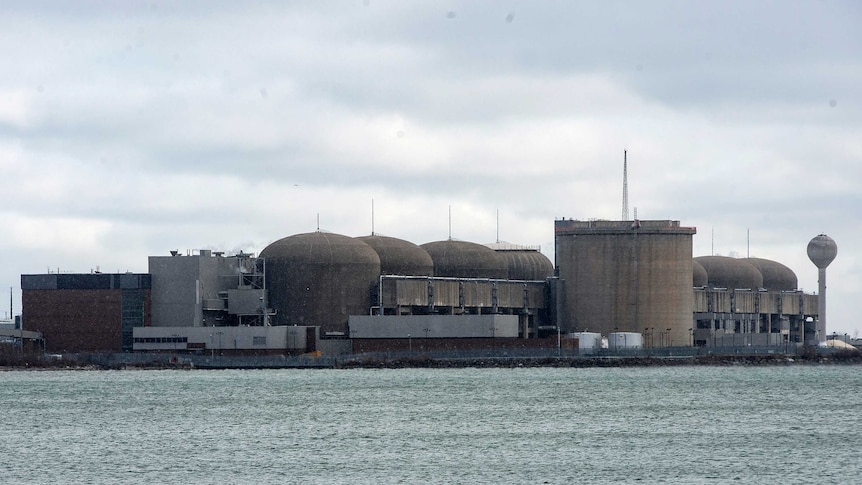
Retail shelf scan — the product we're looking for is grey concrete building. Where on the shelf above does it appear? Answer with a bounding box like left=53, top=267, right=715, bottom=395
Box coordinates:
left=133, top=325, right=319, bottom=355
left=554, top=219, right=696, bottom=346
left=148, top=250, right=268, bottom=327
left=692, top=255, right=818, bottom=348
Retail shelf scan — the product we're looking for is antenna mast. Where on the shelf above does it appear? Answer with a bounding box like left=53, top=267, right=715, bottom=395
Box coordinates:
left=371, top=199, right=375, bottom=235
left=622, top=150, right=629, bottom=220
left=448, top=205, right=452, bottom=240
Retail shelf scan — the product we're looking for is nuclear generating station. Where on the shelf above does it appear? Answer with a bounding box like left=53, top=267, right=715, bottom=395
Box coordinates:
left=14, top=217, right=834, bottom=358
left=7, top=153, right=841, bottom=359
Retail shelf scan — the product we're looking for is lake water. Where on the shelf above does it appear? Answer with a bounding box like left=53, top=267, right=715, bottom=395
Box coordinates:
left=1, top=366, right=860, bottom=484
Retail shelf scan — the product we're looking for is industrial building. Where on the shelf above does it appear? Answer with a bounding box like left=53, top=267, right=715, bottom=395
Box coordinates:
left=148, top=249, right=270, bottom=328
left=692, top=256, right=814, bottom=347
left=132, top=325, right=319, bottom=355
left=18, top=218, right=830, bottom=356
left=554, top=219, right=696, bottom=347
left=20, top=272, right=150, bottom=353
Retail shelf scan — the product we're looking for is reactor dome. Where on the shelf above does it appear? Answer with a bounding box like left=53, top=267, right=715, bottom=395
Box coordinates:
left=420, top=240, right=508, bottom=279
left=260, top=231, right=381, bottom=334
left=694, top=256, right=764, bottom=290
left=744, top=258, right=797, bottom=291
left=356, top=235, right=434, bottom=276
left=692, top=259, right=708, bottom=287
left=807, top=234, right=837, bottom=269
left=487, top=245, right=554, bottom=281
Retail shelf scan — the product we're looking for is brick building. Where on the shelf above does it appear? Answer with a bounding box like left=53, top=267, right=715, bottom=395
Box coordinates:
left=21, top=273, right=151, bottom=352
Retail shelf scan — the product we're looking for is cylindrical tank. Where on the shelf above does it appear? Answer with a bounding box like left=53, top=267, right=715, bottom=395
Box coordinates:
left=494, top=249, right=554, bottom=281
left=420, top=240, right=508, bottom=279
left=260, top=231, right=381, bottom=334
left=692, top=259, right=708, bottom=287
left=567, top=332, right=603, bottom=354
left=357, top=235, right=434, bottom=276
left=744, top=258, right=797, bottom=291
left=608, top=332, right=643, bottom=349
left=694, top=256, right=763, bottom=289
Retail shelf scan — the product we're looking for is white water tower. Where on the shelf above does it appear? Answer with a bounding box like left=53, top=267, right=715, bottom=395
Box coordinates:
left=807, top=234, right=837, bottom=344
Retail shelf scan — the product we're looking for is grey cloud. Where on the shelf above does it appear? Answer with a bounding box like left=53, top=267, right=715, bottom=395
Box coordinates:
left=1, top=0, right=860, bottom=334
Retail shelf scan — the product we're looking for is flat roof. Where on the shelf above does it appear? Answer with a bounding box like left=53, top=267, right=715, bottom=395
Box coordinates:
left=555, top=219, right=696, bottom=235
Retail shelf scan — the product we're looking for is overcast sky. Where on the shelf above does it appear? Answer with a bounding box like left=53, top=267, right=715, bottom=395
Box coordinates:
left=2, top=1, right=860, bottom=336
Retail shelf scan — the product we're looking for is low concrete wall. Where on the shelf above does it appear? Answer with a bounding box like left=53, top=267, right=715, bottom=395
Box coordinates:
left=349, top=314, right=519, bottom=339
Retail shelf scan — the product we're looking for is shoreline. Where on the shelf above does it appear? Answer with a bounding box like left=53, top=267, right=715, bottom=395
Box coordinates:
left=336, top=352, right=862, bottom=369
left=3, top=351, right=862, bottom=371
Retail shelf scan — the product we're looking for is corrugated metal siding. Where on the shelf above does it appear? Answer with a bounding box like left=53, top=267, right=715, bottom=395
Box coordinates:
left=782, top=293, right=801, bottom=315
left=733, top=291, right=757, bottom=313
left=693, top=289, right=709, bottom=312
left=433, top=280, right=460, bottom=307
left=801, top=294, right=817, bottom=315
left=381, top=278, right=548, bottom=311
left=461, top=281, right=491, bottom=308
left=393, top=279, right=428, bottom=307
left=496, top=283, right=519, bottom=308
left=759, top=293, right=780, bottom=314
left=711, top=291, right=731, bottom=313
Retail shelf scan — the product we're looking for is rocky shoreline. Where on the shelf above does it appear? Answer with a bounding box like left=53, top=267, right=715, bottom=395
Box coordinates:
left=336, top=352, right=862, bottom=369
left=3, top=350, right=862, bottom=371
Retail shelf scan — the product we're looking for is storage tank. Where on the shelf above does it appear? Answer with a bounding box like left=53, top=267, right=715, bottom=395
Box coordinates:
left=608, top=332, right=643, bottom=349
left=260, top=231, right=381, bottom=334
left=567, top=332, right=602, bottom=355
left=555, top=219, right=696, bottom=348
left=420, top=240, right=508, bottom=279
left=357, top=235, right=434, bottom=276
left=695, top=256, right=763, bottom=289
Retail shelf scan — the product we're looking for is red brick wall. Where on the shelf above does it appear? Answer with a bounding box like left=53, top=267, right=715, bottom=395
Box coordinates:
left=23, top=289, right=123, bottom=352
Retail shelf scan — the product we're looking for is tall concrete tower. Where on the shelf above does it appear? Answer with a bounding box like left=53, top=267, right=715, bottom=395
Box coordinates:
left=807, top=234, right=837, bottom=344
left=555, top=219, right=696, bottom=346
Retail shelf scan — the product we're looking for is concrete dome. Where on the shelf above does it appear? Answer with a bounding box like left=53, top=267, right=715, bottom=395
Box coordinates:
left=260, top=231, right=381, bottom=334
left=694, top=256, right=763, bottom=289
left=357, top=235, right=434, bottom=276
left=807, top=234, right=837, bottom=269
left=744, top=258, right=797, bottom=291
left=420, top=240, right=508, bottom=279
left=495, top=249, right=554, bottom=280
left=692, top=259, right=708, bottom=287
